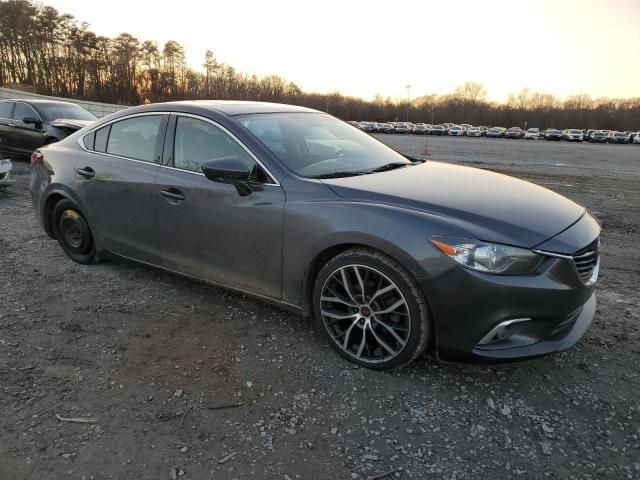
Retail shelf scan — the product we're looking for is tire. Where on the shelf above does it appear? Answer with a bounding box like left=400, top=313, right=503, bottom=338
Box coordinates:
left=51, top=199, right=97, bottom=265
left=313, top=248, right=431, bottom=370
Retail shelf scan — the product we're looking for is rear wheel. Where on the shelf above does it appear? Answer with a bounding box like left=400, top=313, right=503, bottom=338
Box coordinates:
left=313, top=248, right=431, bottom=370
left=52, top=199, right=97, bottom=264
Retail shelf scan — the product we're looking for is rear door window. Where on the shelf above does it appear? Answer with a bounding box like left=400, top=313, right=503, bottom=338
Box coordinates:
left=0, top=102, right=14, bottom=119
left=106, top=116, right=162, bottom=162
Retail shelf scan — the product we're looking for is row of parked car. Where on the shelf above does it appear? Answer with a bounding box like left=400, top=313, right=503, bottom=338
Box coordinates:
left=349, top=121, right=640, bottom=144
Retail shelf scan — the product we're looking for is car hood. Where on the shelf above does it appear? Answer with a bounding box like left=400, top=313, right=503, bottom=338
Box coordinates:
left=321, top=161, right=585, bottom=248
left=51, top=118, right=95, bottom=130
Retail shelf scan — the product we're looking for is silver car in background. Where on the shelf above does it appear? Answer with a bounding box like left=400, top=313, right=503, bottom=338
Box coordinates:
left=524, top=128, right=542, bottom=140
left=0, top=158, right=15, bottom=188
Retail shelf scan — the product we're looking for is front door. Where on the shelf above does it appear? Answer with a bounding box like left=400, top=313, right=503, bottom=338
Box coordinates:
left=11, top=102, right=45, bottom=155
left=155, top=114, right=285, bottom=299
left=0, top=102, right=15, bottom=157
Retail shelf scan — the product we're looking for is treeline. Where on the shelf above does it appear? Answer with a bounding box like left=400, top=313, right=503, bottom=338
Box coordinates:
left=1, top=0, right=639, bottom=130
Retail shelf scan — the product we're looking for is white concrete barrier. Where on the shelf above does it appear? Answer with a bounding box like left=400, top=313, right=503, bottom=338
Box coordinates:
left=0, top=87, right=129, bottom=118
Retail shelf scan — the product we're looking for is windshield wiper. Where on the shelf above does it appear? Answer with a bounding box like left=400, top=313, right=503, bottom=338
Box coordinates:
left=369, top=162, right=412, bottom=173
left=309, top=171, right=371, bottom=179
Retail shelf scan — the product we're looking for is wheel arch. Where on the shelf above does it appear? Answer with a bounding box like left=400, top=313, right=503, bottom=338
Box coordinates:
left=301, top=235, right=428, bottom=317
left=41, top=187, right=89, bottom=239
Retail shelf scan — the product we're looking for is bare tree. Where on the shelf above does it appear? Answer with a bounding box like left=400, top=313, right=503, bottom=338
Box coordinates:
left=1, top=0, right=639, bottom=129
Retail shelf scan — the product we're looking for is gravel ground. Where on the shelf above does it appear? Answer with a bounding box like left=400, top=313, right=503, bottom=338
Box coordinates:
left=1, top=139, right=639, bottom=480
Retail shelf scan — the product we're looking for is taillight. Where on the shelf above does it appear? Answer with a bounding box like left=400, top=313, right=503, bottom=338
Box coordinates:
left=31, top=151, right=43, bottom=166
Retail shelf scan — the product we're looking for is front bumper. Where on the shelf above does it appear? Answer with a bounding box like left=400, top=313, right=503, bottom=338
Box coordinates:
left=419, top=251, right=597, bottom=363
left=471, top=293, right=595, bottom=360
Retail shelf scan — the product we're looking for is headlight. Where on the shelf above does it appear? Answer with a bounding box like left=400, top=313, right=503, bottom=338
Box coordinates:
left=430, top=237, right=543, bottom=275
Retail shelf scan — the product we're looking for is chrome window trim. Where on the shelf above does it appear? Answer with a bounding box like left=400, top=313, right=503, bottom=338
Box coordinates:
left=76, top=111, right=168, bottom=163
left=76, top=111, right=280, bottom=186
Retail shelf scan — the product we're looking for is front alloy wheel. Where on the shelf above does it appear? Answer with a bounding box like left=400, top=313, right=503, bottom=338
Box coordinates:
left=314, top=249, right=431, bottom=370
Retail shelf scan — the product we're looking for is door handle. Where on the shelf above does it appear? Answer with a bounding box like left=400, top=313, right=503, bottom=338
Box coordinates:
left=76, top=166, right=95, bottom=179
left=159, top=188, right=185, bottom=203
left=7, top=123, right=15, bottom=127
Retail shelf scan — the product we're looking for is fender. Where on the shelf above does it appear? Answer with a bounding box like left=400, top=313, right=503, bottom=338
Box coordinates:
left=281, top=199, right=471, bottom=309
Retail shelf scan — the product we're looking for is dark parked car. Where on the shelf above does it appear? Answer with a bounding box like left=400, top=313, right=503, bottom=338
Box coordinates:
left=486, top=127, right=505, bottom=138
left=31, top=101, right=600, bottom=370
left=394, top=122, right=413, bottom=134
left=584, top=129, right=596, bottom=141
left=544, top=129, right=563, bottom=141
left=375, top=122, right=394, bottom=134
left=590, top=130, right=608, bottom=143
left=0, top=99, right=96, bottom=158
left=358, top=121, right=375, bottom=133
left=430, top=125, right=446, bottom=136
left=413, top=123, right=428, bottom=135
left=505, top=127, right=524, bottom=139
left=607, top=131, right=631, bottom=144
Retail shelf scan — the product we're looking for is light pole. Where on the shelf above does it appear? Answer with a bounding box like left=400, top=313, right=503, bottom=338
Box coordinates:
left=405, top=84, right=411, bottom=122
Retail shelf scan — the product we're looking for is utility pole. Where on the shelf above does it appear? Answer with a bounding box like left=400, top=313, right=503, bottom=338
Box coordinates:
left=405, top=84, right=411, bottom=122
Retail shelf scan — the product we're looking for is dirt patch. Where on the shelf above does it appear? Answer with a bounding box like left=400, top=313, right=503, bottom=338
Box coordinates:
left=1, top=158, right=638, bottom=480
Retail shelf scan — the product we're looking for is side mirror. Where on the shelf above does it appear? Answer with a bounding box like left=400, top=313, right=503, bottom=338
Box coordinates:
left=202, top=157, right=250, bottom=182
left=202, top=157, right=253, bottom=195
left=23, top=116, right=42, bottom=128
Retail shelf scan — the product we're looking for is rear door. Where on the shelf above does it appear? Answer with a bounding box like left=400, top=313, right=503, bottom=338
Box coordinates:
left=155, top=114, right=285, bottom=299
left=11, top=102, right=46, bottom=154
left=76, top=113, right=168, bottom=263
left=0, top=102, right=15, bottom=156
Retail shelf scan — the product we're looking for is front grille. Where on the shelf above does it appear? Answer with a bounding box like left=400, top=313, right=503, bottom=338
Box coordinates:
left=572, top=238, right=600, bottom=283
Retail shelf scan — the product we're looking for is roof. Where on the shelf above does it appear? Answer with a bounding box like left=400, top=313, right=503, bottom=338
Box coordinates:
left=0, top=98, right=77, bottom=106
left=152, top=100, right=320, bottom=116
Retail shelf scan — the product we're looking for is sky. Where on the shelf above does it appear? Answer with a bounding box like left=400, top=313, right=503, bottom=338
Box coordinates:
left=46, top=0, right=640, bottom=102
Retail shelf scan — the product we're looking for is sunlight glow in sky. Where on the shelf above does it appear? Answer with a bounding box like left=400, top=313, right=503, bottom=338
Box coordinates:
left=47, top=0, right=640, bottom=101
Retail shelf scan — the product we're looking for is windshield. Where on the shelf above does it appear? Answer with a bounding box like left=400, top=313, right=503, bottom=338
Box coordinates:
left=239, top=113, right=411, bottom=178
left=37, top=102, right=97, bottom=121
left=570, top=129, right=582, bottom=134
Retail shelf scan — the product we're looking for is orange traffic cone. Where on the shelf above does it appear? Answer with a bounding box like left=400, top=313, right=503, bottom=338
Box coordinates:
left=421, top=143, right=431, bottom=156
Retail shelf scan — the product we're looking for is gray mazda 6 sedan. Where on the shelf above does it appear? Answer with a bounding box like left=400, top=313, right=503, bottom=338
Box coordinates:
left=30, top=101, right=601, bottom=370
